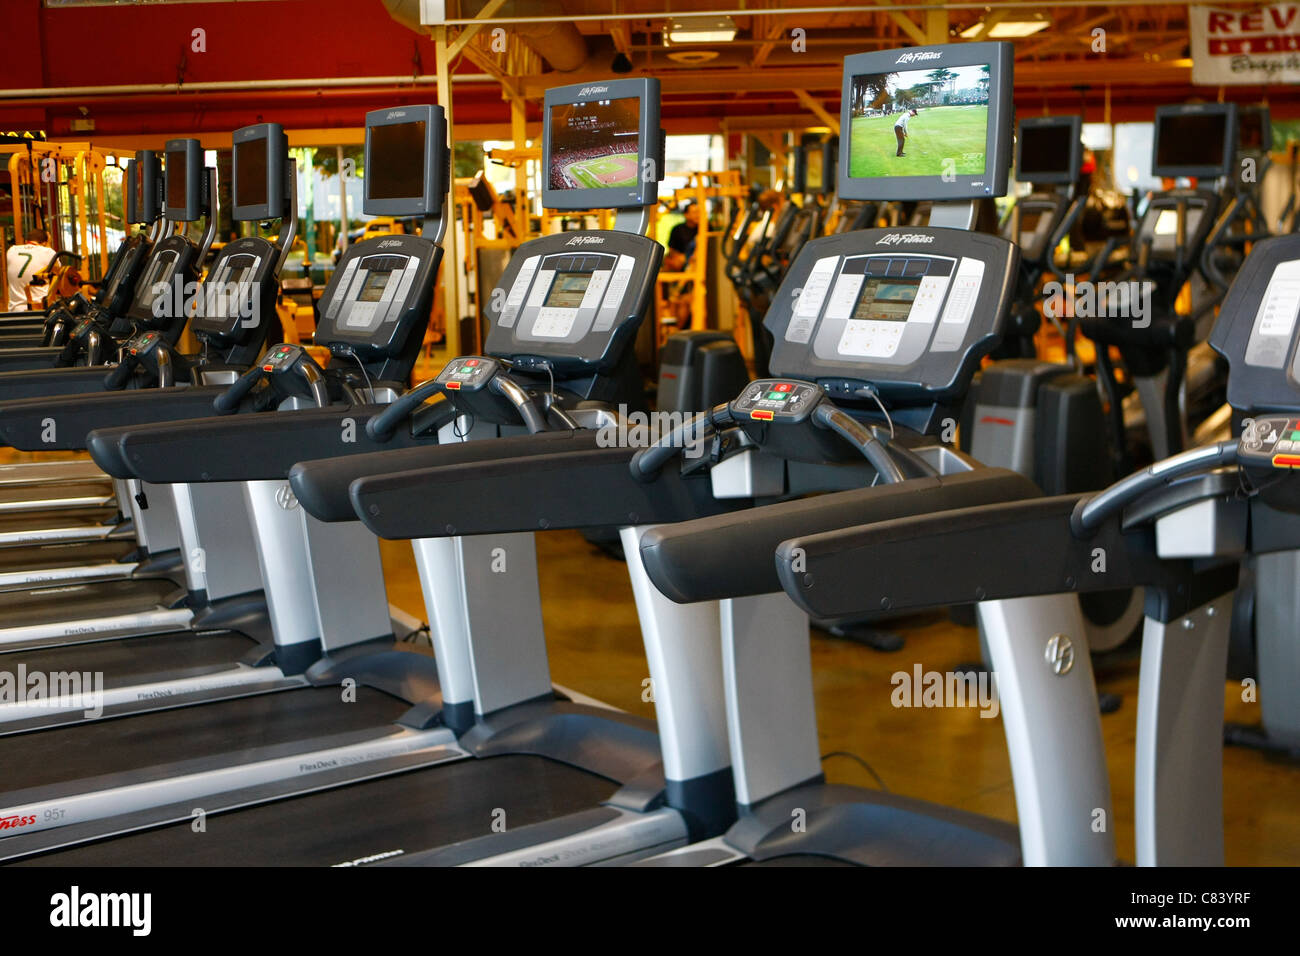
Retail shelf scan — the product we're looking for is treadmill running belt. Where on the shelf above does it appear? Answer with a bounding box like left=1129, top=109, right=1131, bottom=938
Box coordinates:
left=0, top=540, right=138, bottom=573
left=0, top=578, right=179, bottom=629
left=16, top=756, right=615, bottom=866
left=2, top=629, right=255, bottom=688
left=0, top=482, right=114, bottom=507
left=0, top=508, right=117, bottom=535
left=0, top=684, right=408, bottom=792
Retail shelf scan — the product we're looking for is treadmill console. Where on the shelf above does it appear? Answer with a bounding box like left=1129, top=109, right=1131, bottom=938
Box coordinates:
left=1208, top=233, right=1300, bottom=511
left=125, top=234, right=200, bottom=334
left=261, top=342, right=304, bottom=373
left=100, top=232, right=152, bottom=317
left=731, top=380, right=822, bottom=423
left=436, top=355, right=501, bottom=392
left=1210, top=233, right=1300, bottom=414
left=485, top=230, right=662, bottom=375
left=127, top=330, right=162, bottom=356
left=1239, top=416, right=1300, bottom=470
left=316, top=233, right=442, bottom=366
left=765, top=226, right=1015, bottom=407
left=188, top=236, right=279, bottom=356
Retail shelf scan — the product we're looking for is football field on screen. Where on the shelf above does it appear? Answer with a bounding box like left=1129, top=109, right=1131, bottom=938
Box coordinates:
left=849, top=105, right=988, bottom=178
left=563, top=153, right=639, bottom=188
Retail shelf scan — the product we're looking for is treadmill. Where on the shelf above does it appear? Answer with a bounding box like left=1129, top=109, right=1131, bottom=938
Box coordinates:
left=0, top=108, right=470, bottom=854
left=0, top=141, right=219, bottom=591
left=774, top=232, right=1300, bottom=864
left=1, top=80, right=739, bottom=868
left=0, top=127, right=298, bottom=649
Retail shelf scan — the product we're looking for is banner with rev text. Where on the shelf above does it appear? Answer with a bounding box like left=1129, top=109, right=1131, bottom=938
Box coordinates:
left=1189, top=4, right=1300, bottom=84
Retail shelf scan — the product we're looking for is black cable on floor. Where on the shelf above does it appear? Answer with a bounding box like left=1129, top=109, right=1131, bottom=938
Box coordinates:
left=821, top=750, right=889, bottom=792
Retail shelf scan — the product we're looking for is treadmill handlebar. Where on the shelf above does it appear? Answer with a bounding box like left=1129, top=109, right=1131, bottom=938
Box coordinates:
left=366, top=378, right=441, bottom=441
left=630, top=405, right=728, bottom=481
left=212, top=364, right=264, bottom=414
left=1070, top=440, right=1239, bottom=536
left=103, top=353, right=139, bottom=390
left=814, top=405, right=905, bottom=485
left=490, top=374, right=548, bottom=434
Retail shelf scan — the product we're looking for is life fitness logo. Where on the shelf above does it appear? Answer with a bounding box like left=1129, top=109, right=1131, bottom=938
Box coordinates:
left=386, top=110, right=407, bottom=119
left=377, top=240, right=403, bottom=248
left=876, top=233, right=936, bottom=245
left=566, top=236, right=606, bottom=246
left=895, top=51, right=942, bottom=64
left=578, top=86, right=610, bottom=97
left=0, top=814, right=37, bottom=831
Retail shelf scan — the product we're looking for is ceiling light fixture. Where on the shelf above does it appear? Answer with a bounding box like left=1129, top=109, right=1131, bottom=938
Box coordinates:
left=664, top=16, right=737, bottom=45
left=960, top=13, right=1052, bottom=39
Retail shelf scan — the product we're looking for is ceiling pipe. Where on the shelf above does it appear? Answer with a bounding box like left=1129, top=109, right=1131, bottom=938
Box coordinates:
left=435, top=0, right=1197, bottom=25
left=0, top=73, right=497, bottom=101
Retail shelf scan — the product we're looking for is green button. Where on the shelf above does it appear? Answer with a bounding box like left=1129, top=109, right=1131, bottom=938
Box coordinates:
left=1291, top=431, right=1300, bottom=441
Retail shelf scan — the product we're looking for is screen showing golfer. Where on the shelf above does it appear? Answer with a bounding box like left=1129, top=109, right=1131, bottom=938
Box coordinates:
left=847, top=64, right=991, bottom=178
left=548, top=96, right=641, bottom=190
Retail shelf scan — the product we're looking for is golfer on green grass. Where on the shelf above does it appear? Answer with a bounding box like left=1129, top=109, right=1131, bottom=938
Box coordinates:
left=894, top=108, right=919, bottom=157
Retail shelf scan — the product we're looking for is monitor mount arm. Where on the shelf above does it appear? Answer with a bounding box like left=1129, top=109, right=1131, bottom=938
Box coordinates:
left=613, top=206, right=651, bottom=236
left=927, top=200, right=979, bottom=231
left=420, top=210, right=449, bottom=244
left=272, top=158, right=300, bottom=276
left=195, top=168, right=218, bottom=264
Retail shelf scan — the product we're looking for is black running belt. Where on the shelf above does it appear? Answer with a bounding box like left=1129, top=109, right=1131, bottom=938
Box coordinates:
left=1, top=630, right=254, bottom=687
left=0, top=685, right=408, bottom=792
left=0, top=482, right=114, bottom=506
left=0, top=540, right=137, bottom=573
left=15, top=755, right=613, bottom=867
left=0, top=578, right=180, bottom=629
left=0, top=508, right=118, bottom=534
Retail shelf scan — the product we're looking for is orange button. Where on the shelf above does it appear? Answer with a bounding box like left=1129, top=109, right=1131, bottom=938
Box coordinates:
left=446, top=381, right=461, bottom=390
left=1272, top=454, right=1300, bottom=468
left=750, top=409, right=774, bottom=421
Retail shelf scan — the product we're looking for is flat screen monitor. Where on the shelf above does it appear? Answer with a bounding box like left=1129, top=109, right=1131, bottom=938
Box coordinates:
left=363, top=104, right=448, bottom=219
left=126, top=151, right=161, bottom=224
left=542, top=77, right=661, bottom=210
left=164, top=138, right=204, bottom=222
left=231, top=122, right=288, bottom=221
left=1152, top=104, right=1237, bottom=179
left=1016, top=115, right=1083, bottom=185
left=839, top=42, right=1013, bottom=202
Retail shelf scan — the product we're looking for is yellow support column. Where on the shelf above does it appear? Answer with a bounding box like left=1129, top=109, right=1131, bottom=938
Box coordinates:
left=510, top=91, right=529, bottom=237
left=434, top=24, right=462, bottom=360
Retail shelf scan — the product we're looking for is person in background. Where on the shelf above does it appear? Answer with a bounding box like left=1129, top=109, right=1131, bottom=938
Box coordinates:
left=664, top=201, right=700, bottom=272
left=6, top=227, right=55, bottom=311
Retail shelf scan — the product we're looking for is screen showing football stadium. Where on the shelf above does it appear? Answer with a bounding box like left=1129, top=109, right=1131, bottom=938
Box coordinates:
left=548, top=96, right=641, bottom=190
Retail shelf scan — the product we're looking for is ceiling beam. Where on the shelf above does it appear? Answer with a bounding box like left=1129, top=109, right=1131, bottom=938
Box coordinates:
left=793, top=89, right=840, bottom=135
left=446, top=0, right=510, bottom=62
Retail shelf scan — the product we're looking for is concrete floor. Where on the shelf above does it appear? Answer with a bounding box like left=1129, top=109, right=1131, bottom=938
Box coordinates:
left=380, top=527, right=1300, bottom=866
